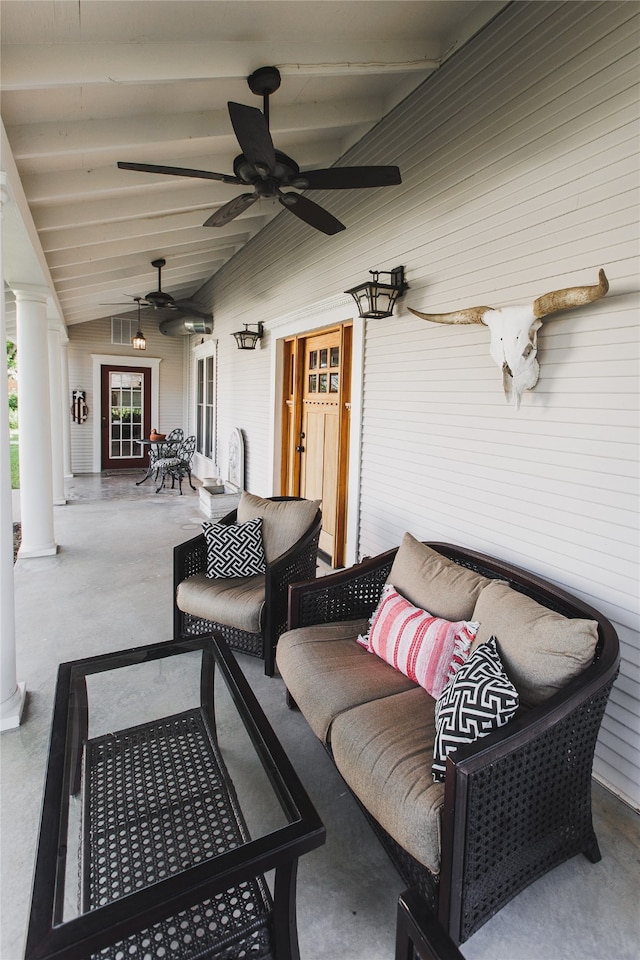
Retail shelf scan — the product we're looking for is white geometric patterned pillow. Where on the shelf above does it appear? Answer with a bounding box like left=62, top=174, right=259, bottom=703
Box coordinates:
left=203, top=517, right=266, bottom=579
left=432, top=636, right=519, bottom=782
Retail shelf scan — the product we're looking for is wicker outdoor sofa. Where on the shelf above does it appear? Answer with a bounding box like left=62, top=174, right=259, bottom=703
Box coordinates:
left=276, top=534, right=620, bottom=945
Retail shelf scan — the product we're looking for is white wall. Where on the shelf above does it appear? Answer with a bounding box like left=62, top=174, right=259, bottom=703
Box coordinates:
left=191, top=0, right=639, bottom=808
left=67, top=316, right=187, bottom=474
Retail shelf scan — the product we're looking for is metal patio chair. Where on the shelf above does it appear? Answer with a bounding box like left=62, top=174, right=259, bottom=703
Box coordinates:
left=155, top=434, right=196, bottom=494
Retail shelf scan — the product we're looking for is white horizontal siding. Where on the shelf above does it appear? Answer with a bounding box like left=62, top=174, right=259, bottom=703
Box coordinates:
left=204, top=1, right=639, bottom=808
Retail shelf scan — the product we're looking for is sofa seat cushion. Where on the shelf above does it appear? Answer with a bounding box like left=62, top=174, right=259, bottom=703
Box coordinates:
left=331, top=687, right=445, bottom=874
left=176, top=572, right=265, bottom=633
left=276, top=621, right=417, bottom=743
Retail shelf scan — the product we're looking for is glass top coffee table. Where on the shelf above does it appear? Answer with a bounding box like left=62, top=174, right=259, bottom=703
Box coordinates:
left=25, top=637, right=325, bottom=960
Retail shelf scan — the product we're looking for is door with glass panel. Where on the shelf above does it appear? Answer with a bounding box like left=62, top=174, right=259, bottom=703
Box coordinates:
left=282, top=324, right=351, bottom=568
left=100, top=365, right=151, bottom=470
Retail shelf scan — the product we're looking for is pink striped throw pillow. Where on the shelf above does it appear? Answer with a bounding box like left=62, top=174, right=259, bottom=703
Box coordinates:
left=357, top=584, right=478, bottom=699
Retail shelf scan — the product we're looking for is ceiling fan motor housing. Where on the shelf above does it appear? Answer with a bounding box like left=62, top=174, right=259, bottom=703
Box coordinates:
left=247, top=66, right=281, bottom=97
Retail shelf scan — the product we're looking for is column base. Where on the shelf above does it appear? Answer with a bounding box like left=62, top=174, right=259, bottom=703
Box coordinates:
left=0, top=681, right=27, bottom=731
left=18, top=542, right=58, bottom=558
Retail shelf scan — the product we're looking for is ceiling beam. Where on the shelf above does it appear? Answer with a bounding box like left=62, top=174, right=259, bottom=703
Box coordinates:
left=2, top=41, right=440, bottom=91
left=7, top=98, right=386, bottom=162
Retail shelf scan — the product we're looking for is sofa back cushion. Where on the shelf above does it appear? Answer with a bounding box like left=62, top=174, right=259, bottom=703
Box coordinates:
left=237, top=492, right=320, bottom=563
left=471, top=580, right=599, bottom=707
left=388, top=533, right=491, bottom=621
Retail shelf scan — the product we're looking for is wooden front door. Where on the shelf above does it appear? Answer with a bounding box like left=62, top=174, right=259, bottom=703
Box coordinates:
left=100, top=365, right=151, bottom=470
left=282, top=325, right=351, bottom=568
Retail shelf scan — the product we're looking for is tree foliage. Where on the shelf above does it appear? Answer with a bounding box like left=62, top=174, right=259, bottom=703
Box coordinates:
left=6, top=340, right=17, bottom=378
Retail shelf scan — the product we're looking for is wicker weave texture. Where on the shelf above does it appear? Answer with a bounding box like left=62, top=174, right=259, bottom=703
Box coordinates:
left=298, top=557, right=393, bottom=627
left=83, top=709, right=273, bottom=959
left=458, top=681, right=616, bottom=941
left=270, top=528, right=321, bottom=640
left=180, top=616, right=265, bottom=658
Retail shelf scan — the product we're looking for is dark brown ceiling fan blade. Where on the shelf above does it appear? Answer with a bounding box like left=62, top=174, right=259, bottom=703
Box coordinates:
left=278, top=193, right=345, bottom=235
left=203, top=193, right=258, bottom=227
left=228, top=102, right=276, bottom=176
left=117, top=161, right=241, bottom=184
left=293, top=166, right=402, bottom=190
left=100, top=295, right=152, bottom=307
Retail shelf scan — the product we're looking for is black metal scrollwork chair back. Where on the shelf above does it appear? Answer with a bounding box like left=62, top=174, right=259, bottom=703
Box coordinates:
left=155, top=434, right=197, bottom=494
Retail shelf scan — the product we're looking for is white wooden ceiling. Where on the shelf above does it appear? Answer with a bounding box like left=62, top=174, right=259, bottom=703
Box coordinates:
left=1, top=0, right=508, bottom=328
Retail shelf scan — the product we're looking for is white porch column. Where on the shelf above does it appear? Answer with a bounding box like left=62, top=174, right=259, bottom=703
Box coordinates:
left=60, top=339, right=73, bottom=477
left=48, top=323, right=66, bottom=504
left=14, top=285, right=57, bottom=557
left=0, top=177, right=26, bottom=729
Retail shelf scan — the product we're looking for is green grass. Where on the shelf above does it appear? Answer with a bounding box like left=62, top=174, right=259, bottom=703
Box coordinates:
left=10, top=440, right=19, bottom=489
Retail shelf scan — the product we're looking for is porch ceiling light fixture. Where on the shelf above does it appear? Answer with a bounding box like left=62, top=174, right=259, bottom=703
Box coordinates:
left=232, top=323, right=264, bottom=350
left=130, top=296, right=146, bottom=350
left=346, top=265, right=408, bottom=319
left=132, top=326, right=146, bottom=350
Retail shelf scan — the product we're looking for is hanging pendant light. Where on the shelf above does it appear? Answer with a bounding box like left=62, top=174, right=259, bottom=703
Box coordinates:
left=131, top=297, right=146, bottom=350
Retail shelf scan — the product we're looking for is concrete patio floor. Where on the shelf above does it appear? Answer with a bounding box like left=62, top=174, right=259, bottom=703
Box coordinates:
left=2, top=472, right=639, bottom=960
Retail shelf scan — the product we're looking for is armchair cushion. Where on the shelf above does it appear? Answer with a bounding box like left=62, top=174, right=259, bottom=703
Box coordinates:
left=237, top=492, right=321, bottom=563
left=471, top=580, right=599, bottom=707
left=203, top=516, right=266, bottom=579
left=388, top=533, right=491, bottom=621
left=176, top=572, right=265, bottom=633
left=432, top=636, right=519, bottom=782
left=357, top=584, right=478, bottom=698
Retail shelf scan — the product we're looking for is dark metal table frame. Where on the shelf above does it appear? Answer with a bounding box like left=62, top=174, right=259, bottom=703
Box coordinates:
left=25, top=637, right=325, bottom=960
left=135, top=438, right=180, bottom=485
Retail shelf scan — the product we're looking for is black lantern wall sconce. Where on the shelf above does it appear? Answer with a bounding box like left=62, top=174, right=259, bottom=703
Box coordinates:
left=345, top=265, right=408, bottom=319
left=232, top=323, right=264, bottom=350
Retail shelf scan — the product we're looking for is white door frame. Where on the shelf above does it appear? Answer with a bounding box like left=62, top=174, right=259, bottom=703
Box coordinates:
left=267, top=294, right=364, bottom=568
left=91, top=354, right=161, bottom=472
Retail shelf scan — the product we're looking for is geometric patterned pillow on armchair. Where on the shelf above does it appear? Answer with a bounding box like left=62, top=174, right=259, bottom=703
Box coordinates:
left=432, top=635, right=519, bottom=782
left=203, top=517, right=266, bottom=579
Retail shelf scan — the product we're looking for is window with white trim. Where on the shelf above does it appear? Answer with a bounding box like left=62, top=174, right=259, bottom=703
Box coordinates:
left=194, top=342, right=216, bottom=461
left=111, top=317, right=138, bottom=346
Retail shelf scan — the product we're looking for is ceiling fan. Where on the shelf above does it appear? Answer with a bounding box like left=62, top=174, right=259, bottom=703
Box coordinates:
left=117, top=65, right=402, bottom=236
left=143, top=258, right=211, bottom=318
left=103, top=258, right=211, bottom=319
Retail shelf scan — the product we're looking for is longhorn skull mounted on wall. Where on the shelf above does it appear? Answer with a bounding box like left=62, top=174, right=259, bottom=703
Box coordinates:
left=408, top=269, right=609, bottom=408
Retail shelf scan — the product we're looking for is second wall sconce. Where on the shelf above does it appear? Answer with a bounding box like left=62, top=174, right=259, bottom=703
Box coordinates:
left=232, top=323, right=264, bottom=350
left=345, top=265, right=408, bottom=319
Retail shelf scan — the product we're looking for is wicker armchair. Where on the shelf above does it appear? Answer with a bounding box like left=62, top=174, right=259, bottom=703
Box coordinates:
left=174, top=497, right=322, bottom=676
left=285, top=542, right=620, bottom=944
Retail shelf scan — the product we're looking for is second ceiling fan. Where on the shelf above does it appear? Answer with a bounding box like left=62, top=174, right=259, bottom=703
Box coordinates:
left=118, top=66, right=402, bottom=236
